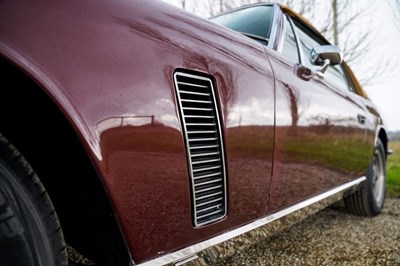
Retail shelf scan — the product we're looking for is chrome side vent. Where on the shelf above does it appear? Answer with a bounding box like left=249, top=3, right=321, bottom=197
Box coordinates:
left=174, top=71, right=227, bottom=227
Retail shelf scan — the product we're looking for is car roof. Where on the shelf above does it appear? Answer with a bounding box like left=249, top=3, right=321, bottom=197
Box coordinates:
left=278, top=4, right=331, bottom=45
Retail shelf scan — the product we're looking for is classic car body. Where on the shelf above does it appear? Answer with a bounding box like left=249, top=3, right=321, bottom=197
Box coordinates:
left=0, top=0, right=388, bottom=265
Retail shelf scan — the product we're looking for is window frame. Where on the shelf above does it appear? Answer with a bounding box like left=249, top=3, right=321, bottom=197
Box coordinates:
left=290, top=16, right=328, bottom=69
left=284, top=15, right=355, bottom=94
left=279, top=14, right=302, bottom=64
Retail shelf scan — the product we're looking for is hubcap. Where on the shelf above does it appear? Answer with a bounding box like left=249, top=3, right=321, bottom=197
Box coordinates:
left=372, top=149, right=385, bottom=206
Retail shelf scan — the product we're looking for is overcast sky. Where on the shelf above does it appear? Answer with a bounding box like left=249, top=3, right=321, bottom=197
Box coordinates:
left=363, top=0, right=400, bottom=132
left=164, top=0, right=400, bottom=131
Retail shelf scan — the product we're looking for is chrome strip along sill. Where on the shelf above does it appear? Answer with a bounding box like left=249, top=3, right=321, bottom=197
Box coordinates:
left=136, top=177, right=366, bottom=266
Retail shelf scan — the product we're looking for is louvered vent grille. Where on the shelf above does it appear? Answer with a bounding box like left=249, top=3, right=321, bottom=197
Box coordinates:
left=174, top=72, right=227, bottom=227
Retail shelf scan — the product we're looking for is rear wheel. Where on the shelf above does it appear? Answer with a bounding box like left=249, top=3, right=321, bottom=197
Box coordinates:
left=0, top=134, right=67, bottom=265
left=345, top=139, right=386, bottom=216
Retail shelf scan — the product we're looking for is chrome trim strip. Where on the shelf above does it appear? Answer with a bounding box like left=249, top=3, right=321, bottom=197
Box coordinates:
left=181, top=99, right=212, bottom=104
left=192, top=165, right=220, bottom=173
left=191, top=152, right=220, bottom=157
left=267, top=4, right=283, bottom=51
left=184, top=115, right=214, bottom=118
left=177, top=81, right=208, bottom=88
left=179, top=90, right=210, bottom=96
left=195, top=191, right=223, bottom=201
left=136, top=177, right=366, bottom=266
left=190, top=145, right=218, bottom=150
left=193, top=172, right=221, bottom=179
left=196, top=204, right=223, bottom=213
left=186, top=123, right=215, bottom=126
left=187, top=131, right=217, bottom=134
left=188, top=137, right=217, bottom=141
left=182, top=107, right=213, bottom=111
left=197, top=209, right=224, bottom=219
left=192, top=158, right=220, bottom=165
left=195, top=185, right=223, bottom=194
left=194, top=179, right=223, bottom=187
left=196, top=197, right=223, bottom=207
left=173, top=255, right=198, bottom=266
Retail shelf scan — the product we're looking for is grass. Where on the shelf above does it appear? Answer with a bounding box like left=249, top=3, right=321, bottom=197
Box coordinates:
left=387, top=141, right=400, bottom=197
left=100, top=123, right=400, bottom=197
left=227, top=126, right=400, bottom=197
left=280, top=133, right=370, bottom=173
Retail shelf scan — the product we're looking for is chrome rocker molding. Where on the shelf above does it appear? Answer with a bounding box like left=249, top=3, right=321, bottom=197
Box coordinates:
left=136, top=176, right=366, bottom=266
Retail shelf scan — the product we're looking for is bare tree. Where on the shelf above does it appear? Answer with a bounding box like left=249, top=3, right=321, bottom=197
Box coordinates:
left=393, top=0, right=400, bottom=29
left=164, top=0, right=391, bottom=86
left=319, top=1, right=382, bottom=85
left=268, top=0, right=392, bottom=86
left=282, top=84, right=300, bottom=135
left=332, top=0, right=339, bottom=45
left=202, top=0, right=236, bottom=16
left=262, top=1, right=380, bottom=84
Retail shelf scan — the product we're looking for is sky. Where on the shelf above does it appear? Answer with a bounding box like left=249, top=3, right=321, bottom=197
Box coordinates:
left=164, top=0, right=400, bottom=131
left=363, top=0, right=400, bottom=132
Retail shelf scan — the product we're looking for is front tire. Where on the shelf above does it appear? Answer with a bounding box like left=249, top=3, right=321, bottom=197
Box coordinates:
left=0, top=134, right=67, bottom=265
left=345, top=138, right=386, bottom=216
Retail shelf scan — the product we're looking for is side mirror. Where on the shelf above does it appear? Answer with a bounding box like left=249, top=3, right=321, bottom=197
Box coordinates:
left=311, top=45, right=343, bottom=66
left=296, top=45, right=343, bottom=81
left=309, top=45, right=343, bottom=79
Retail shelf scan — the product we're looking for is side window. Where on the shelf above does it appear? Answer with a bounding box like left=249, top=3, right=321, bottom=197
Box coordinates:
left=281, top=15, right=299, bottom=62
left=292, top=19, right=351, bottom=92
left=341, top=64, right=362, bottom=95
left=292, top=20, right=321, bottom=68
left=324, top=65, right=351, bottom=92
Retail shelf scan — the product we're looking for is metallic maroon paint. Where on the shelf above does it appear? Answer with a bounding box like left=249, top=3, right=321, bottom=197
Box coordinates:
left=266, top=50, right=375, bottom=213
left=0, top=0, right=275, bottom=262
left=0, top=0, right=385, bottom=264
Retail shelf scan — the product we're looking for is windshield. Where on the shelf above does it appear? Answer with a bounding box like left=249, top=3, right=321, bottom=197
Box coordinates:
left=210, top=5, right=274, bottom=45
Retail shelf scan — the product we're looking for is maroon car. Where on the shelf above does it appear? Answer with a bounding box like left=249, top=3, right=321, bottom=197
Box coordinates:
left=0, top=1, right=388, bottom=265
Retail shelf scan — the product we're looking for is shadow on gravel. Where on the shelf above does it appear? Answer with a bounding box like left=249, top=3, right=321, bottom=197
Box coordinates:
left=218, top=197, right=400, bottom=266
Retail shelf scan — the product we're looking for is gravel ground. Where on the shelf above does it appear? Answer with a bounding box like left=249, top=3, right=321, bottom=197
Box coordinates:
left=218, top=197, right=400, bottom=266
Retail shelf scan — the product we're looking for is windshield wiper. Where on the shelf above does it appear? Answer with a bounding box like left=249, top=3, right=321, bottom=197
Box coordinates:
left=239, top=32, right=269, bottom=45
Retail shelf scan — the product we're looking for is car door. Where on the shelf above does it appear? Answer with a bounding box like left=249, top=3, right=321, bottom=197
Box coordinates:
left=266, top=14, right=372, bottom=213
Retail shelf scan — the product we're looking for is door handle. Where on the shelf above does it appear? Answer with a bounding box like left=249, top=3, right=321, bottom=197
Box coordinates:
left=357, top=114, right=366, bottom=125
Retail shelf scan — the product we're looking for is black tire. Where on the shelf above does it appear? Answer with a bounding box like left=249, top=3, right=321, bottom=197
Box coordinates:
left=0, top=134, right=67, bottom=265
left=345, top=138, right=386, bottom=216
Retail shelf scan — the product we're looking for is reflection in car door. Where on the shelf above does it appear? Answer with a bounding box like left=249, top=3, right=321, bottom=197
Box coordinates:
left=266, top=15, right=372, bottom=213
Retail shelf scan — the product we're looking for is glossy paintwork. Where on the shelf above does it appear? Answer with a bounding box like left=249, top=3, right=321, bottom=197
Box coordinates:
left=0, top=0, right=383, bottom=264
left=266, top=50, right=375, bottom=213
left=0, top=0, right=275, bottom=262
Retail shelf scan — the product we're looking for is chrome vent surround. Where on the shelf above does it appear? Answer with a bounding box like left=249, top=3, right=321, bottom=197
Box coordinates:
left=174, top=72, right=227, bottom=227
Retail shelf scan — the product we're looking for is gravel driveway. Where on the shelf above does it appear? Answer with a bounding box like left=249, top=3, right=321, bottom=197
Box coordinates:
left=218, top=197, right=400, bottom=266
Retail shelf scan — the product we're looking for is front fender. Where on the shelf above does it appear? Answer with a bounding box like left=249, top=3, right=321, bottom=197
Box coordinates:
left=0, top=0, right=275, bottom=263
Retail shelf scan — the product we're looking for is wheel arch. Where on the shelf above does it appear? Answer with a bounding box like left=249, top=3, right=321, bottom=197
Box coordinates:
left=0, top=55, right=131, bottom=265
left=377, top=126, right=389, bottom=158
